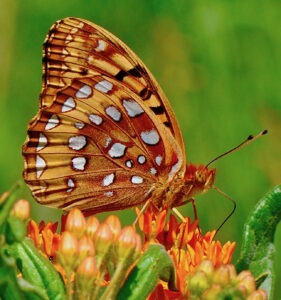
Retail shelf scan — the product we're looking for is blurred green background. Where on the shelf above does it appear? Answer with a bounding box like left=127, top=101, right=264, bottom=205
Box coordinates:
left=0, top=0, right=280, bottom=297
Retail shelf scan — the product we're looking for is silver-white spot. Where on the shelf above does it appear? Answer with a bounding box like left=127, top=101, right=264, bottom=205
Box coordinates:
left=131, top=176, right=143, bottom=184
left=62, top=48, right=69, bottom=56
left=68, top=136, right=87, bottom=150
left=66, top=34, right=73, bottom=42
left=37, top=133, right=47, bottom=151
left=70, top=27, right=78, bottom=34
left=137, top=155, right=146, bottom=165
left=155, top=155, right=163, bottom=166
left=122, top=99, right=144, bottom=117
left=72, top=157, right=87, bottom=171
left=105, top=106, right=122, bottom=121
left=104, top=191, right=114, bottom=197
left=168, top=160, right=181, bottom=180
left=88, top=55, right=94, bottom=64
left=36, top=155, right=46, bottom=178
left=95, top=39, right=107, bottom=52
left=45, top=114, right=59, bottom=130
left=76, top=85, right=92, bottom=99
left=75, top=122, right=85, bottom=129
left=150, top=168, right=157, bottom=175
left=140, top=129, right=160, bottom=145
left=102, top=173, right=115, bottom=186
left=108, top=143, right=126, bottom=158
left=62, top=97, right=76, bottom=112
left=39, top=184, right=47, bottom=191
left=95, top=80, right=113, bottom=93
left=67, top=178, right=75, bottom=193
left=89, top=114, right=103, bottom=125
left=104, top=137, right=112, bottom=148
left=125, top=160, right=133, bottom=168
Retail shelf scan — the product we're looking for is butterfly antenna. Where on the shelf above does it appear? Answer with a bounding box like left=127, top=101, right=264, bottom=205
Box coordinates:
left=212, top=186, right=236, bottom=234
left=206, top=129, right=268, bottom=168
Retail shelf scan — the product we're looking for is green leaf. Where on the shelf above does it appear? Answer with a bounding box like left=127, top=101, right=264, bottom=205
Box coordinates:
left=10, top=238, right=66, bottom=300
left=117, top=243, right=177, bottom=300
left=236, top=185, right=281, bottom=299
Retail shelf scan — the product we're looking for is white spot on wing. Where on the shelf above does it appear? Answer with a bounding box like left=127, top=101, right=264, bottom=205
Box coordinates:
left=72, top=157, right=87, bottom=171
left=76, top=85, right=92, bottom=98
left=125, top=160, right=133, bottom=168
left=66, top=34, right=73, bottom=42
left=95, top=80, right=113, bottom=93
left=150, top=168, right=157, bottom=175
left=168, top=160, right=181, bottom=180
left=131, top=176, right=143, bottom=184
left=89, top=114, right=103, bottom=125
left=62, top=97, right=76, bottom=112
left=67, top=178, right=75, bottom=193
left=45, top=114, right=59, bottom=130
left=108, top=143, right=126, bottom=158
left=68, top=136, right=87, bottom=150
left=36, top=155, right=46, bottom=178
left=95, top=40, right=107, bottom=52
left=37, top=133, right=47, bottom=151
left=88, top=55, right=94, bottom=64
left=122, top=99, right=144, bottom=117
left=104, top=137, right=112, bottom=148
left=104, top=191, right=114, bottom=197
left=102, top=173, right=115, bottom=186
left=137, top=155, right=146, bottom=165
left=141, top=129, right=160, bottom=145
left=75, top=122, right=85, bottom=129
left=62, top=48, right=69, bottom=56
left=105, top=106, right=122, bottom=121
left=155, top=155, right=163, bottom=166
left=70, top=27, right=78, bottom=34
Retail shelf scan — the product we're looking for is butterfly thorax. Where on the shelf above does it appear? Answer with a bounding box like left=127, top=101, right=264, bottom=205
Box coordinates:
left=152, top=164, right=216, bottom=210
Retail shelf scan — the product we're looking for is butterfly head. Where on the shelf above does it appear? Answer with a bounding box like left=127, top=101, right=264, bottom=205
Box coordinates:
left=184, top=163, right=216, bottom=196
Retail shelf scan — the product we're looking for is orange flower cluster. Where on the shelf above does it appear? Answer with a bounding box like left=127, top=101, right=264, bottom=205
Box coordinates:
left=25, top=203, right=267, bottom=299
left=137, top=206, right=238, bottom=298
left=27, top=208, right=141, bottom=298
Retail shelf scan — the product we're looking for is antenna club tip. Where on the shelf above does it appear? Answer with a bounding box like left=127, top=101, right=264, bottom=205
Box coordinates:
left=262, top=129, right=268, bottom=135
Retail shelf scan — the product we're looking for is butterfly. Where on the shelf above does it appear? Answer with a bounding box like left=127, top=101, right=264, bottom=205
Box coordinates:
left=22, top=17, right=216, bottom=214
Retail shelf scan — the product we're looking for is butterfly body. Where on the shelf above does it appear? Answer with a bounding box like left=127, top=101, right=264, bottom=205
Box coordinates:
left=23, top=17, right=215, bottom=214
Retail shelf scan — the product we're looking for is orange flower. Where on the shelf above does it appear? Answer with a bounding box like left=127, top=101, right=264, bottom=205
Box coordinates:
left=138, top=206, right=236, bottom=298
left=27, top=219, right=60, bottom=259
left=26, top=206, right=266, bottom=299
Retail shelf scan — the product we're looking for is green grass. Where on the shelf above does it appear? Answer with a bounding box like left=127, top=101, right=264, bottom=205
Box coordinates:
left=0, top=0, right=280, bottom=298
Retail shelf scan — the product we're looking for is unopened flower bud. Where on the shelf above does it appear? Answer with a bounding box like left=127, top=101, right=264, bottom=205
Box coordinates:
left=77, top=256, right=98, bottom=278
left=12, top=199, right=30, bottom=220
left=116, top=226, right=139, bottom=261
left=65, top=209, right=86, bottom=238
left=236, top=271, right=256, bottom=295
left=86, top=216, right=100, bottom=238
left=78, top=235, right=95, bottom=260
left=58, top=231, right=78, bottom=269
left=94, top=223, right=113, bottom=264
left=248, top=290, right=268, bottom=300
left=105, top=215, right=121, bottom=239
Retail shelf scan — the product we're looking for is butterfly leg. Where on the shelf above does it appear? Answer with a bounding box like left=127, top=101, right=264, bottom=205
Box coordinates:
left=191, top=198, right=198, bottom=221
left=133, top=199, right=153, bottom=226
left=173, top=197, right=199, bottom=221
left=172, top=207, right=186, bottom=223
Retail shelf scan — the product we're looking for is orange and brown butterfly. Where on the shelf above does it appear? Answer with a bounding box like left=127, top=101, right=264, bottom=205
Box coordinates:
left=22, top=17, right=216, bottom=214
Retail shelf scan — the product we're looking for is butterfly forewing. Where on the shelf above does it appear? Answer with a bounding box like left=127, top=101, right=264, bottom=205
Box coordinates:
left=23, top=17, right=187, bottom=213
left=42, top=17, right=185, bottom=152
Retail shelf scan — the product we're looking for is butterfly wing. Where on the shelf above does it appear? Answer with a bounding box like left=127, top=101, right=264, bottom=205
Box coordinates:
left=23, top=18, right=186, bottom=213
